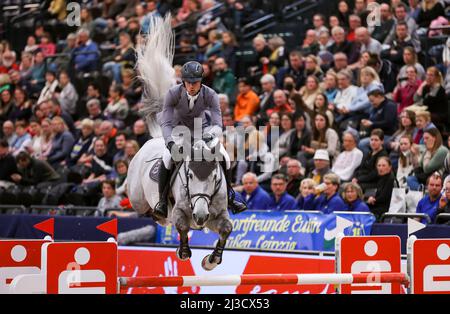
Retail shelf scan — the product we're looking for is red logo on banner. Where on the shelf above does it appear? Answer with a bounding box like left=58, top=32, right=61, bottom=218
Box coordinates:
left=338, top=236, right=401, bottom=294
left=412, top=239, right=450, bottom=294
left=237, top=255, right=335, bottom=294
left=44, top=242, right=117, bottom=294
left=118, top=249, right=198, bottom=294
left=0, top=240, right=51, bottom=293
left=34, top=218, right=54, bottom=238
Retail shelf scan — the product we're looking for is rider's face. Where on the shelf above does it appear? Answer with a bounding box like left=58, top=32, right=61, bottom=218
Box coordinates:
left=185, top=81, right=202, bottom=96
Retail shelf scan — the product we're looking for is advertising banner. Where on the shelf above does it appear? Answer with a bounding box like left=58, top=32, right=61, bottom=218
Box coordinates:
left=156, top=211, right=376, bottom=252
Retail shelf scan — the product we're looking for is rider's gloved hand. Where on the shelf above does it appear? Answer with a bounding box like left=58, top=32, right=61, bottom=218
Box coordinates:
left=202, top=132, right=214, bottom=143
left=167, top=141, right=183, bottom=154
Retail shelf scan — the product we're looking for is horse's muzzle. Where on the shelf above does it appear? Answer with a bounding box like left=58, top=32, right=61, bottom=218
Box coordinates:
left=193, top=213, right=210, bottom=226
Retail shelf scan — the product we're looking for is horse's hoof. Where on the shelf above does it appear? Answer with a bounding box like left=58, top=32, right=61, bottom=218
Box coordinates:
left=201, top=255, right=218, bottom=271
left=176, top=247, right=191, bottom=261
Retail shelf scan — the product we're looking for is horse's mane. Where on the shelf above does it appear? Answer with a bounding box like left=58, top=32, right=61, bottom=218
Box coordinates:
left=136, top=14, right=176, bottom=138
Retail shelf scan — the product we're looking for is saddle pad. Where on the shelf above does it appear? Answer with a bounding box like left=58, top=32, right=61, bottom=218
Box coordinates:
left=149, top=159, right=162, bottom=182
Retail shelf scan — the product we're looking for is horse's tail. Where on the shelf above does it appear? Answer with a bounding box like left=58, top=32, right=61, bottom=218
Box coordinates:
left=136, top=13, right=175, bottom=139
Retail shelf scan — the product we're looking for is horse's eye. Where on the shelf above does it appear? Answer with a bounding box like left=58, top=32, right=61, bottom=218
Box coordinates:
left=189, top=173, right=193, bottom=180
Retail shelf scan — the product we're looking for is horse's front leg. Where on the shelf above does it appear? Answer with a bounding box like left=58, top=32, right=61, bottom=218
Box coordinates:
left=173, top=208, right=192, bottom=261
left=202, top=215, right=233, bottom=271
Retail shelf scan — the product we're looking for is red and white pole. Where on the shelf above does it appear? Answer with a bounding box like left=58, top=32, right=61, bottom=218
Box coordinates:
left=119, top=273, right=409, bottom=288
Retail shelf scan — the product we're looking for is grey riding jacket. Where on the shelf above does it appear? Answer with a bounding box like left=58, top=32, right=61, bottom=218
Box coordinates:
left=159, top=84, right=223, bottom=146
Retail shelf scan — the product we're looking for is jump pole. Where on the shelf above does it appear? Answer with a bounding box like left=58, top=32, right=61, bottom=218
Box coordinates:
left=119, top=273, right=409, bottom=288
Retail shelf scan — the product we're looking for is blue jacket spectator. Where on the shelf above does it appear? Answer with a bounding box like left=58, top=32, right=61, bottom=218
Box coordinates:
left=416, top=173, right=444, bottom=223
left=268, top=174, right=299, bottom=211
left=47, top=117, right=75, bottom=168
left=313, top=173, right=347, bottom=214
left=297, top=193, right=316, bottom=210
left=342, top=181, right=370, bottom=212
left=297, top=178, right=318, bottom=210
left=72, top=29, right=100, bottom=73
left=239, top=172, right=272, bottom=210
left=364, top=87, right=398, bottom=136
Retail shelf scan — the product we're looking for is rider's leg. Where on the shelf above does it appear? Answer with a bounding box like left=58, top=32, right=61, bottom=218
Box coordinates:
left=220, top=147, right=247, bottom=214
left=154, top=149, right=173, bottom=219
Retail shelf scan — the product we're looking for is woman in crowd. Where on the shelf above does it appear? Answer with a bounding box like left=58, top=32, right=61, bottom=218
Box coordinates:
left=104, top=84, right=129, bottom=129
left=407, top=128, right=449, bottom=190
left=367, top=156, right=397, bottom=221
left=393, top=65, right=422, bottom=114
left=398, top=47, right=425, bottom=80
left=387, top=109, right=418, bottom=167
left=313, top=93, right=334, bottom=127
left=322, top=70, right=338, bottom=105
left=413, top=110, right=436, bottom=145
left=414, top=66, right=448, bottom=131
left=68, top=118, right=95, bottom=167
left=298, top=112, right=339, bottom=171
left=114, top=159, right=128, bottom=197
left=303, top=55, right=324, bottom=83
left=416, top=0, right=446, bottom=29
left=396, top=135, right=421, bottom=188
left=9, top=87, right=32, bottom=122
left=342, top=182, right=370, bottom=212
left=124, top=139, right=140, bottom=164
left=267, top=36, right=287, bottom=76
left=102, top=32, right=135, bottom=84
left=353, top=129, right=388, bottom=191
left=299, top=75, right=322, bottom=111
left=297, top=178, right=317, bottom=210
left=220, top=31, right=238, bottom=73
left=264, top=111, right=281, bottom=149
left=27, top=117, right=53, bottom=160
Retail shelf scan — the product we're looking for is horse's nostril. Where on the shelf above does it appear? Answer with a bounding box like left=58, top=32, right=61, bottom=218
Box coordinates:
left=205, top=214, right=210, bottom=221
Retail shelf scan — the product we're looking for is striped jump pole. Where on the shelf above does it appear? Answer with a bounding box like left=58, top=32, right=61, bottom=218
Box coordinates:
left=119, top=273, right=409, bottom=288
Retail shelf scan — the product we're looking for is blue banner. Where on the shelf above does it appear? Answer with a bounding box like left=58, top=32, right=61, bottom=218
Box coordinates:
left=156, top=210, right=376, bottom=252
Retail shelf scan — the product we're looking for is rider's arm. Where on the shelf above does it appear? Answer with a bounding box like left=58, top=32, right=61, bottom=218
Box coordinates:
left=204, top=90, right=223, bottom=138
left=160, top=88, right=177, bottom=146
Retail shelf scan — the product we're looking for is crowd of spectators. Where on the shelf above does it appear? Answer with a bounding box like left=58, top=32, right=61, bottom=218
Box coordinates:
left=0, top=0, right=449, bottom=223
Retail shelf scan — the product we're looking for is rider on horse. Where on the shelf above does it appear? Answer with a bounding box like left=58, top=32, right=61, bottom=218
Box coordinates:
left=153, top=60, right=248, bottom=220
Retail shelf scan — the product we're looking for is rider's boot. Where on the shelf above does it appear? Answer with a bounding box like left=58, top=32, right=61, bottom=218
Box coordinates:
left=220, top=161, right=248, bottom=214
left=153, top=162, right=171, bottom=220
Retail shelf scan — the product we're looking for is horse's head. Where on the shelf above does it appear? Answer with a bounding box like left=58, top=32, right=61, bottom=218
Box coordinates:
left=185, top=158, right=221, bottom=227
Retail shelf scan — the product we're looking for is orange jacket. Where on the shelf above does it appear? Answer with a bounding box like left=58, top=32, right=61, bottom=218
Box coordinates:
left=234, top=90, right=260, bottom=122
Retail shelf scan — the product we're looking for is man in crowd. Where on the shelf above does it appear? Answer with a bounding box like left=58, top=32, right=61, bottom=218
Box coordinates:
left=239, top=172, right=272, bottom=210
left=416, top=173, right=443, bottom=223
left=268, top=174, right=298, bottom=211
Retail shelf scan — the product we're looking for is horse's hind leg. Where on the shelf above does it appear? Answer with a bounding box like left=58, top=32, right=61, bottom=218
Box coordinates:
left=202, top=217, right=232, bottom=271
left=174, top=212, right=192, bottom=261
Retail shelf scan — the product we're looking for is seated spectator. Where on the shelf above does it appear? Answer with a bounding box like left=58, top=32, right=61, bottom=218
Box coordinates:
left=72, top=29, right=100, bottom=73
left=397, top=135, right=421, bottom=188
left=384, top=3, right=420, bottom=52
left=407, top=128, right=449, bottom=190
left=239, top=172, right=272, bottom=210
left=366, top=52, right=397, bottom=93
left=114, top=159, right=128, bottom=197
left=332, top=129, right=364, bottom=182
left=303, top=55, right=324, bottom=83
left=370, top=3, right=395, bottom=45
left=323, top=71, right=338, bottom=105
left=131, top=119, right=150, bottom=148
left=124, top=140, right=140, bottom=164
left=96, top=180, right=122, bottom=217
left=359, top=87, right=398, bottom=154
left=353, top=129, right=388, bottom=191
left=393, top=66, right=422, bottom=114
left=46, top=116, right=75, bottom=169
left=299, top=75, right=322, bottom=111
left=313, top=93, right=334, bottom=128
left=416, top=0, right=446, bottom=29
left=99, top=120, right=118, bottom=159
left=268, top=174, right=298, bottom=211
left=68, top=119, right=95, bottom=167
left=313, top=173, right=346, bottom=214
left=102, top=32, right=135, bottom=84
left=398, top=47, right=426, bottom=81
left=0, top=89, right=15, bottom=124
left=0, top=50, right=19, bottom=74
left=112, top=132, right=127, bottom=164
left=0, top=139, right=18, bottom=185
left=333, top=69, right=361, bottom=129
left=38, top=32, right=56, bottom=57
left=388, top=110, right=418, bottom=163
left=414, top=67, right=448, bottom=131
left=366, top=156, right=397, bottom=221
left=234, top=78, right=259, bottom=122
left=355, top=27, right=382, bottom=55
left=104, top=84, right=129, bottom=129
left=416, top=173, right=444, bottom=224
left=382, top=22, right=415, bottom=67
left=299, top=113, right=340, bottom=171
left=266, top=90, right=294, bottom=117
left=44, top=98, right=76, bottom=135
left=2, top=120, right=17, bottom=146
left=297, top=178, right=317, bottom=210
left=27, top=118, right=53, bottom=160
left=85, top=99, right=107, bottom=122
left=266, top=36, right=287, bottom=76
left=37, top=70, right=59, bottom=106
left=276, top=50, right=305, bottom=90
left=9, top=88, right=32, bottom=122
left=55, top=71, right=78, bottom=117
left=82, top=138, right=113, bottom=184
left=212, top=58, right=237, bottom=106
left=10, top=120, right=32, bottom=157
left=263, top=111, right=281, bottom=150
left=342, top=182, right=370, bottom=212
left=301, top=30, right=320, bottom=57
left=328, top=26, right=359, bottom=64
left=11, top=152, right=60, bottom=186
left=309, top=149, right=332, bottom=185
left=286, top=159, right=304, bottom=198
left=436, top=180, right=450, bottom=222
left=122, top=69, right=142, bottom=108
left=85, top=82, right=107, bottom=110
left=257, top=74, right=276, bottom=123
left=413, top=111, right=436, bottom=145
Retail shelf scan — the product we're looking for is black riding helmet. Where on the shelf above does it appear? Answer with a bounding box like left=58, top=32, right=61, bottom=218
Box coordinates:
left=181, top=61, right=204, bottom=83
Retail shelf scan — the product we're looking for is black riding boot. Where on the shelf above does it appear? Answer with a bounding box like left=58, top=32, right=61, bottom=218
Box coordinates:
left=220, top=161, right=248, bottom=214
left=154, top=162, right=171, bottom=219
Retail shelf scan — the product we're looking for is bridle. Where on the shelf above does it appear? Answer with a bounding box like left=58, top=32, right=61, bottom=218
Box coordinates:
left=178, top=160, right=223, bottom=212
